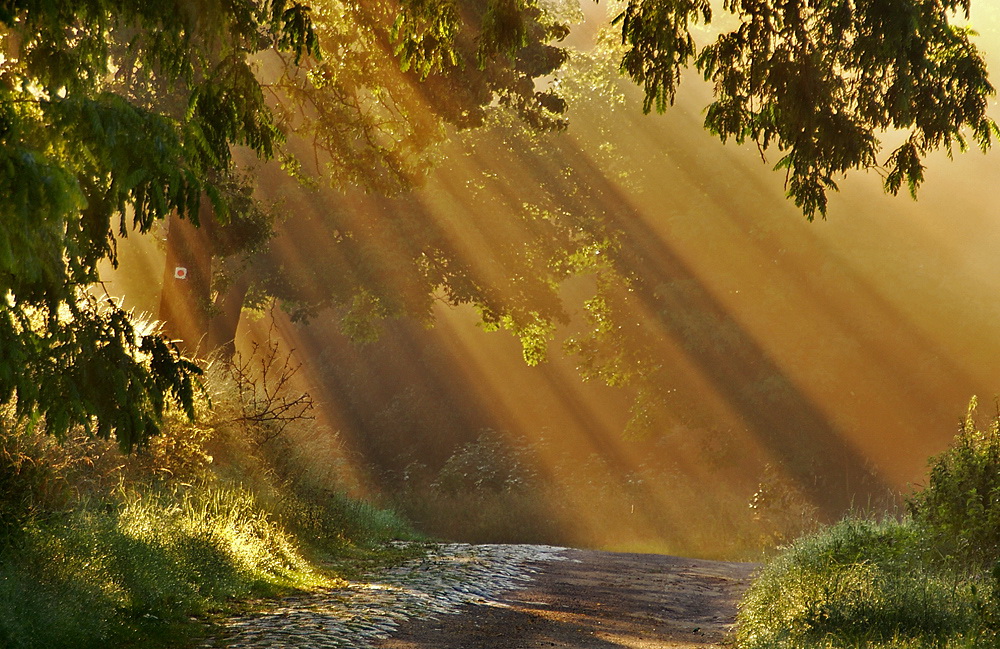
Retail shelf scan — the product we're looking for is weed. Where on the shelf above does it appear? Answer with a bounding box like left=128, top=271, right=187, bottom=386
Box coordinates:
left=0, top=335, right=418, bottom=649
left=908, top=397, right=1000, bottom=571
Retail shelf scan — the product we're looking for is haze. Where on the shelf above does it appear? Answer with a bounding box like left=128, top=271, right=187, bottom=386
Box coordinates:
left=99, top=2, right=1000, bottom=557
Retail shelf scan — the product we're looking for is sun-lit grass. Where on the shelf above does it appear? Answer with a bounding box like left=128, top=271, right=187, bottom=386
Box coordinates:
left=0, top=340, right=422, bottom=649
left=736, top=517, right=998, bottom=649
left=737, top=404, right=1000, bottom=649
left=0, top=483, right=339, bottom=649
left=0, top=479, right=420, bottom=649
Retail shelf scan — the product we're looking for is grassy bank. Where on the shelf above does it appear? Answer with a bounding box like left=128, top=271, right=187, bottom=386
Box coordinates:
left=1, top=486, right=318, bottom=648
left=736, top=399, right=1000, bottom=649
left=0, top=346, right=419, bottom=649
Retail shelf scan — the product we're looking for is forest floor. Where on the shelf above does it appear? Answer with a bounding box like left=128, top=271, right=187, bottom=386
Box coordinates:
left=372, top=548, right=758, bottom=649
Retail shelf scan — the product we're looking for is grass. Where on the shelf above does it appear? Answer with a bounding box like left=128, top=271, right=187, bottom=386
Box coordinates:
left=736, top=400, right=1000, bottom=649
left=280, top=487, right=418, bottom=551
left=0, top=484, right=341, bottom=649
left=736, top=518, right=997, bottom=649
left=0, top=480, right=423, bottom=649
left=11, top=346, right=998, bottom=649
left=0, top=344, right=424, bottom=649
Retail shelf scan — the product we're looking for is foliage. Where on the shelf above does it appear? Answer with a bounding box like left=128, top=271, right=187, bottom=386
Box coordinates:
left=9, top=0, right=995, bottom=456
left=431, top=428, right=539, bottom=494
left=386, top=423, right=819, bottom=558
left=615, top=0, right=998, bottom=218
left=908, top=397, right=1000, bottom=571
left=132, top=415, right=216, bottom=483
left=235, top=1, right=577, bottom=353
left=0, top=345, right=420, bottom=649
left=1, top=297, right=202, bottom=451
left=737, top=517, right=998, bottom=649
left=0, top=0, right=318, bottom=448
left=277, top=0, right=569, bottom=193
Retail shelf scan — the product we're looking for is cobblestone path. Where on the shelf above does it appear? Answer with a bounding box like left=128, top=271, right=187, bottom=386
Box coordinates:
left=204, top=544, right=571, bottom=649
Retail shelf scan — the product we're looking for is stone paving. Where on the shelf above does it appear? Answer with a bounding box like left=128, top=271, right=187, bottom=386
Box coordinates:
left=205, top=543, right=571, bottom=648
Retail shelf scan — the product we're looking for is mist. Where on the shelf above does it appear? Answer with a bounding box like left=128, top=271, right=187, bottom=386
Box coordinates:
left=99, top=1, right=1000, bottom=558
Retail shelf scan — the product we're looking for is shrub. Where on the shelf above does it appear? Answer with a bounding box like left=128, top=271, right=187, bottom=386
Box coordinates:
left=908, top=397, right=1000, bottom=571
left=737, top=518, right=983, bottom=649
left=431, top=428, right=538, bottom=495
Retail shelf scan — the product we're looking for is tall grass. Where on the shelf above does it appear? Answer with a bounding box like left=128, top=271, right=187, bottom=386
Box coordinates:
left=0, top=484, right=330, bottom=649
left=737, top=399, right=1000, bottom=649
left=279, top=487, right=417, bottom=549
left=736, top=518, right=996, bottom=649
left=0, top=342, right=420, bottom=649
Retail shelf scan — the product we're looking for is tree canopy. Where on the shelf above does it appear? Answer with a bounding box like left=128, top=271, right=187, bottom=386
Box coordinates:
left=1, top=0, right=997, bottom=451
left=0, top=0, right=571, bottom=449
left=0, top=0, right=325, bottom=449
left=617, top=0, right=997, bottom=217
left=156, top=0, right=571, bottom=355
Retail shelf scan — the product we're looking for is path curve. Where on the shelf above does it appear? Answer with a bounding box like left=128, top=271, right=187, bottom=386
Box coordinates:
left=374, top=549, right=758, bottom=649
left=206, top=545, right=757, bottom=649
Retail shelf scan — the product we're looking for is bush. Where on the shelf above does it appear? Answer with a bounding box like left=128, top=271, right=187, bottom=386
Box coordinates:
left=431, top=428, right=539, bottom=495
left=737, top=518, right=988, bottom=649
left=908, top=397, right=1000, bottom=571
left=735, top=398, right=1000, bottom=649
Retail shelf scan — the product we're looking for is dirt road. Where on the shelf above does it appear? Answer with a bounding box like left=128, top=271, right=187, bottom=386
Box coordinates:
left=374, top=549, right=758, bottom=649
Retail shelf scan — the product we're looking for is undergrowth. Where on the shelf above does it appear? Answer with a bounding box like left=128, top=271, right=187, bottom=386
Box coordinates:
left=0, top=485, right=328, bottom=649
left=737, top=398, right=1000, bottom=649
left=389, top=427, right=819, bottom=559
left=0, top=342, right=419, bottom=649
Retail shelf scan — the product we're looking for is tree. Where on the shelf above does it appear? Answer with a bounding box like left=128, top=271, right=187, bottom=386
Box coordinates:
left=616, top=0, right=996, bottom=218
left=159, top=0, right=572, bottom=356
left=0, top=0, right=318, bottom=449
left=195, top=0, right=1000, bottom=364
left=3, top=0, right=996, bottom=455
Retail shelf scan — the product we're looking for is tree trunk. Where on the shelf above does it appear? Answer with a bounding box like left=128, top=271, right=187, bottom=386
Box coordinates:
left=206, top=268, right=252, bottom=359
left=158, top=201, right=214, bottom=356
